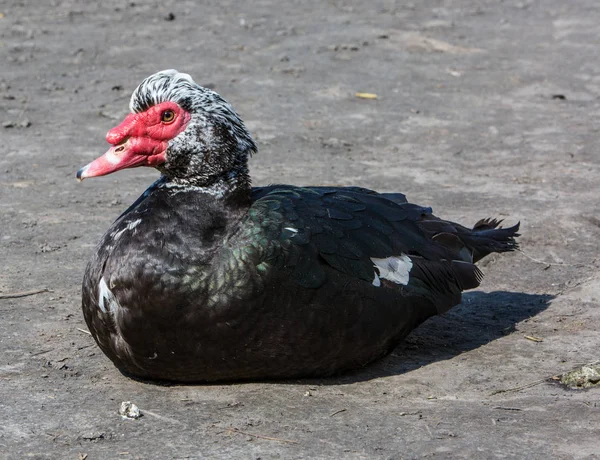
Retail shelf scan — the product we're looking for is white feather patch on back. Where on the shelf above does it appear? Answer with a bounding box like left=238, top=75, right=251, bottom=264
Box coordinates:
left=371, top=255, right=413, bottom=286
left=98, top=277, right=120, bottom=315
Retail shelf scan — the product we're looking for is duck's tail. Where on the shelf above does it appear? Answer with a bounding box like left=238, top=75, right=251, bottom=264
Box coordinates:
left=465, top=218, right=520, bottom=263
left=408, top=217, right=520, bottom=314
left=414, top=214, right=520, bottom=264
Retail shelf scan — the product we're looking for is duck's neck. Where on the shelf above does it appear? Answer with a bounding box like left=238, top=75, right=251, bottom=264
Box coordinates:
left=160, top=167, right=252, bottom=207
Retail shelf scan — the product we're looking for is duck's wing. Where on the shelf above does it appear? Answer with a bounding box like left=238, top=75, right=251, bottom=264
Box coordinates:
left=232, top=186, right=512, bottom=314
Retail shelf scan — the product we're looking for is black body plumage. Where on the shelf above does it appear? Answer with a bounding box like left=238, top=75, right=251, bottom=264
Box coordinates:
left=83, top=180, right=519, bottom=382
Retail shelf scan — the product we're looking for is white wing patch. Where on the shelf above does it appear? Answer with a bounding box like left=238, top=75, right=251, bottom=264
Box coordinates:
left=98, top=277, right=120, bottom=314
left=371, top=255, right=413, bottom=286
left=372, top=272, right=381, bottom=287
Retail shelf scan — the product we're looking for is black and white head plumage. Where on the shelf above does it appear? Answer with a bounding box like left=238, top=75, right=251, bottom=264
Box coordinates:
left=131, top=69, right=257, bottom=190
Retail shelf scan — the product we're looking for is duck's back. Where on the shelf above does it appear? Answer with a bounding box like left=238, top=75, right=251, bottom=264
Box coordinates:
left=82, top=183, right=517, bottom=381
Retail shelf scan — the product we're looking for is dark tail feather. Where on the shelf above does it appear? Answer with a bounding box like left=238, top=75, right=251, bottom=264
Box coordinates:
left=467, top=219, right=520, bottom=263
left=409, top=257, right=484, bottom=314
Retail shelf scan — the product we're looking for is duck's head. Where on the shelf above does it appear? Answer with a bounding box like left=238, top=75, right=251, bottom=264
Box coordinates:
left=77, top=70, right=257, bottom=187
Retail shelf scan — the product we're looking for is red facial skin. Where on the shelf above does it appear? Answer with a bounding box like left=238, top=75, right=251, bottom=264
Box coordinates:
left=77, top=101, right=191, bottom=180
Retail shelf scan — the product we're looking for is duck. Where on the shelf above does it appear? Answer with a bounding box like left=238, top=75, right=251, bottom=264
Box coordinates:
left=77, top=70, right=519, bottom=382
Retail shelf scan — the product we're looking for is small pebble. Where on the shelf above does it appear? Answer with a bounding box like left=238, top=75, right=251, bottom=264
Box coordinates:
left=119, top=401, right=142, bottom=419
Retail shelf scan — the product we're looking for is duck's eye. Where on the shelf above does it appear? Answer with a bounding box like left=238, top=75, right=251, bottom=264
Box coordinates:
left=161, top=109, right=175, bottom=123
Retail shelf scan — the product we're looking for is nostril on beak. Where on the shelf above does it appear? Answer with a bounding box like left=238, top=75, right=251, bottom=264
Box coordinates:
left=110, top=136, right=130, bottom=151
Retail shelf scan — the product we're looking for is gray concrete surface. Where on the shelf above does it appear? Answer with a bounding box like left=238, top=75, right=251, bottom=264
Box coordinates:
left=1, top=0, right=599, bottom=458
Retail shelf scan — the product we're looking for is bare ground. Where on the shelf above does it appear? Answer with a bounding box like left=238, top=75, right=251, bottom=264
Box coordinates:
left=1, top=0, right=600, bottom=458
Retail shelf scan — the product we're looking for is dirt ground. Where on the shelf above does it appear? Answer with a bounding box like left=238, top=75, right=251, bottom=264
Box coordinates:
left=1, top=0, right=600, bottom=458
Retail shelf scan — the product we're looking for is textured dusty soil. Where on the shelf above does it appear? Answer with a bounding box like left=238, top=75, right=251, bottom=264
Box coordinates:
left=1, top=0, right=600, bottom=458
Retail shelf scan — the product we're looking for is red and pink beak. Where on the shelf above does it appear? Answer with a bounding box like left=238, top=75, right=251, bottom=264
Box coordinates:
left=76, top=135, right=168, bottom=181
left=77, top=103, right=191, bottom=181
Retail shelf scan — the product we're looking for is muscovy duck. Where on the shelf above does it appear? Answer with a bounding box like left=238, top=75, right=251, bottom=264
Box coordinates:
left=77, top=70, right=519, bottom=382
